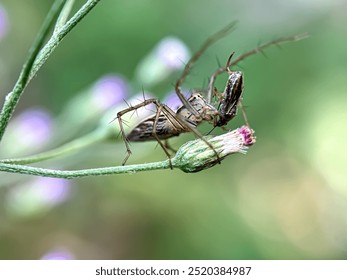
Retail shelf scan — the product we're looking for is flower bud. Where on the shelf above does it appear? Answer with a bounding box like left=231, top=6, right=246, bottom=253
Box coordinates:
left=173, top=126, right=256, bottom=172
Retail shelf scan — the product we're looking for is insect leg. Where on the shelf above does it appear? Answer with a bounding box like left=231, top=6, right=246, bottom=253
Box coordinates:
left=175, top=21, right=237, bottom=118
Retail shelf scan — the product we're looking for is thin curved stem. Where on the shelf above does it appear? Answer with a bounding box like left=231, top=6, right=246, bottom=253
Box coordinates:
left=0, top=127, right=255, bottom=178
left=0, top=0, right=101, bottom=142
left=54, top=0, right=75, bottom=33
left=0, top=127, right=109, bottom=165
left=0, top=0, right=67, bottom=141
left=0, top=161, right=171, bottom=179
left=29, top=0, right=101, bottom=82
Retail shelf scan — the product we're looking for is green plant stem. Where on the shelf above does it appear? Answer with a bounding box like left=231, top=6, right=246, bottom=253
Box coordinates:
left=0, top=0, right=67, bottom=141
left=0, top=128, right=109, bottom=165
left=0, top=0, right=101, bottom=142
left=0, top=160, right=171, bottom=179
left=28, top=0, right=101, bottom=82
left=0, top=128, right=254, bottom=178
left=54, top=0, right=75, bottom=33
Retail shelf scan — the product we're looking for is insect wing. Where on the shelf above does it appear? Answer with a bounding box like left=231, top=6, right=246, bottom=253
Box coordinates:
left=217, top=71, right=244, bottom=126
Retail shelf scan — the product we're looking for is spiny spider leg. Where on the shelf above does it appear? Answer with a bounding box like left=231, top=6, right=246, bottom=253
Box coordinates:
left=175, top=21, right=237, bottom=118
left=207, top=33, right=309, bottom=101
left=207, top=52, right=235, bottom=103
left=165, top=102, right=221, bottom=163
left=206, top=34, right=308, bottom=127
left=164, top=140, right=177, bottom=154
left=116, top=98, right=163, bottom=165
left=151, top=104, right=174, bottom=169
left=240, top=102, right=251, bottom=127
left=115, top=31, right=307, bottom=166
left=119, top=96, right=221, bottom=165
left=229, top=33, right=308, bottom=67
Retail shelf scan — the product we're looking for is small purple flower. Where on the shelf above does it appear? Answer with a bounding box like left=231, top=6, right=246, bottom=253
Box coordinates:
left=0, top=4, right=9, bottom=40
left=1, top=108, right=54, bottom=156
left=41, top=249, right=74, bottom=260
left=14, top=109, right=53, bottom=146
left=163, top=91, right=190, bottom=111
left=5, top=177, right=71, bottom=217
left=32, top=177, right=71, bottom=206
left=135, top=37, right=190, bottom=87
left=238, top=126, right=256, bottom=146
left=91, top=74, right=129, bottom=110
left=156, top=37, right=190, bottom=70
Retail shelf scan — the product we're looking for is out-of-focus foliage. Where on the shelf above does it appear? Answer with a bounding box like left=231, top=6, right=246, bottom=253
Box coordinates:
left=0, top=0, right=346, bottom=259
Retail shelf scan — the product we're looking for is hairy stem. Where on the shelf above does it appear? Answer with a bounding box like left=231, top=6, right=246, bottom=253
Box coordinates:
left=0, top=161, right=171, bottom=179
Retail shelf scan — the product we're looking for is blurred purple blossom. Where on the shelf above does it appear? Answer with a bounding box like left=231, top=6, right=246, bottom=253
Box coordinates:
left=41, top=249, right=74, bottom=260
left=1, top=108, right=54, bottom=156
left=135, top=37, right=190, bottom=87
left=163, top=91, right=190, bottom=111
left=13, top=109, right=53, bottom=146
left=0, top=4, right=8, bottom=40
left=155, top=37, right=190, bottom=70
left=5, top=177, right=71, bottom=217
left=33, top=177, right=71, bottom=206
left=91, top=74, right=129, bottom=110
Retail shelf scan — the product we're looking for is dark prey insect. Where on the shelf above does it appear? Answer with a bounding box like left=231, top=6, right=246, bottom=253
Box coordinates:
left=115, top=23, right=307, bottom=166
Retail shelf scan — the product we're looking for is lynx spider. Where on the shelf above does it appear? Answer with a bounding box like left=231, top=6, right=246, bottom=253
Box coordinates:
left=115, top=23, right=307, bottom=167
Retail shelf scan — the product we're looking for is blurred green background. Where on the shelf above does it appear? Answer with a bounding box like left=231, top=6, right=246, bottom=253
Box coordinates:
left=0, top=0, right=347, bottom=259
